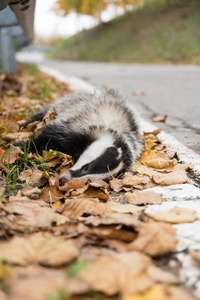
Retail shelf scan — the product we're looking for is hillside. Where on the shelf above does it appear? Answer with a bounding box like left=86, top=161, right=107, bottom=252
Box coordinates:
left=49, top=0, right=200, bottom=64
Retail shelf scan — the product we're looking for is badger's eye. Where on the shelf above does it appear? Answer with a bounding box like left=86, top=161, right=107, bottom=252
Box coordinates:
left=82, top=164, right=90, bottom=172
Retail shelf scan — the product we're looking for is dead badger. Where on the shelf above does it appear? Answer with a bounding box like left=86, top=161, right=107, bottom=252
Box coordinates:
left=15, top=88, right=141, bottom=185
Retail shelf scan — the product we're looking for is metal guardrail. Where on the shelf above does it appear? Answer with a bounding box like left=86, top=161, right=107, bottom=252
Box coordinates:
left=0, top=0, right=36, bottom=73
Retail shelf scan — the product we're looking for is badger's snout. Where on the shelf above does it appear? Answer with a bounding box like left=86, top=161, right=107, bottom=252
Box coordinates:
left=59, top=170, right=72, bottom=186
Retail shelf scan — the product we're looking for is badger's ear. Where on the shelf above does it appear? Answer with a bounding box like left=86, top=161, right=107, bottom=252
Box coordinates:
left=107, top=146, right=122, bottom=159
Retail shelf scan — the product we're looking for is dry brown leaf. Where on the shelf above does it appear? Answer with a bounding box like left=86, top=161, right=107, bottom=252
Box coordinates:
left=152, top=114, right=167, bottom=123
left=128, top=222, right=178, bottom=256
left=110, top=202, right=145, bottom=214
left=21, top=185, right=42, bottom=200
left=125, top=191, right=162, bottom=205
left=33, top=107, right=57, bottom=136
left=43, top=149, right=71, bottom=161
left=63, top=179, right=110, bottom=200
left=59, top=179, right=86, bottom=192
left=1, top=132, right=32, bottom=142
left=145, top=140, right=157, bottom=151
left=0, top=291, right=8, bottom=300
left=0, top=233, right=79, bottom=267
left=150, top=162, right=194, bottom=173
left=147, top=207, right=197, bottom=224
left=147, top=157, right=176, bottom=169
left=57, top=197, right=113, bottom=219
left=19, top=167, right=48, bottom=187
left=77, top=223, right=137, bottom=242
left=122, top=285, right=168, bottom=300
left=0, top=187, right=5, bottom=197
left=190, top=251, right=200, bottom=265
left=0, top=199, right=69, bottom=231
left=122, top=172, right=144, bottom=187
left=141, top=150, right=176, bottom=169
left=133, top=164, right=155, bottom=177
left=0, top=147, right=23, bottom=164
left=39, top=185, right=64, bottom=203
left=45, top=158, right=62, bottom=168
left=109, top=177, right=123, bottom=192
left=147, top=265, right=180, bottom=284
left=80, top=254, right=153, bottom=295
left=153, top=170, right=188, bottom=185
left=83, top=186, right=109, bottom=200
left=9, top=267, right=69, bottom=300
left=80, top=213, right=139, bottom=228
left=122, top=284, right=196, bottom=300
left=133, top=91, right=145, bottom=96
left=142, top=129, right=161, bottom=137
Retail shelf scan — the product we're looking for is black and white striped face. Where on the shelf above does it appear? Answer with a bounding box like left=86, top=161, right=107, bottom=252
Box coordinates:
left=59, top=135, right=123, bottom=185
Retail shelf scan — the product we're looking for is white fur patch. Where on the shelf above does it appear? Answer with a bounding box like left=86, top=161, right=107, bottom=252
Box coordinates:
left=71, top=134, right=114, bottom=171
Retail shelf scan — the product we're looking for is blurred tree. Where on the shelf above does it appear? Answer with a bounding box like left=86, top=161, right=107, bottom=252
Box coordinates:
left=53, top=0, right=144, bottom=20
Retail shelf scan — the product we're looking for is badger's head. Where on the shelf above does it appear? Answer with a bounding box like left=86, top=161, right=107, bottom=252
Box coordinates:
left=59, top=134, right=127, bottom=185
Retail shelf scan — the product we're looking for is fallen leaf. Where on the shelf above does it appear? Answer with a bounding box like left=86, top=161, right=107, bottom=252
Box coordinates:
left=152, top=114, right=167, bottom=122
left=122, top=172, right=144, bottom=187
left=190, top=251, right=200, bottom=265
left=33, top=107, right=57, bottom=136
left=0, top=147, right=23, bottom=164
left=39, top=185, right=64, bottom=203
left=141, top=150, right=176, bottom=169
left=147, top=265, right=180, bottom=284
left=133, top=91, right=145, bottom=96
left=0, top=199, right=69, bottom=231
left=147, top=207, right=197, bottom=224
left=110, top=202, right=145, bottom=214
left=128, top=222, right=178, bottom=256
left=122, top=284, right=167, bottom=300
left=59, top=179, right=85, bottom=192
left=147, top=157, right=176, bottom=169
left=79, top=254, right=153, bottom=295
left=1, top=132, right=32, bottom=142
left=57, top=197, right=113, bottom=219
left=80, top=213, right=139, bottom=228
left=125, top=191, right=162, bottom=205
left=145, top=140, right=157, bottom=151
left=0, top=233, right=79, bottom=267
left=109, top=177, right=123, bottom=192
left=9, top=267, right=69, bottom=300
left=77, top=223, right=137, bottom=242
left=21, top=185, right=42, bottom=200
left=19, top=167, right=49, bottom=187
left=133, top=164, right=155, bottom=177
left=152, top=170, right=188, bottom=185
left=123, top=284, right=196, bottom=300
left=0, top=291, right=8, bottom=300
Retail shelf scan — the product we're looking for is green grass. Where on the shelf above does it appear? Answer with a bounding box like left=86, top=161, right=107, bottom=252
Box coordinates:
left=0, top=141, right=57, bottom=196
left=49, top=0, right=200, bottom=64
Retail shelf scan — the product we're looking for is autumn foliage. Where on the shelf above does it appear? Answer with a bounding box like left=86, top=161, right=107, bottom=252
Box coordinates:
left=53, top=0, right=144, bottom=20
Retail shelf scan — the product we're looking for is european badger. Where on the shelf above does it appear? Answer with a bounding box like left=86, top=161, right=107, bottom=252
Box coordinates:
left=15, top=88, right=141, bottom=185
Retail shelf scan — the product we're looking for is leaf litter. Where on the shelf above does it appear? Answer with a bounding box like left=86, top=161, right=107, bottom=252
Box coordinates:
left=0, top=64, right=197, bottom=300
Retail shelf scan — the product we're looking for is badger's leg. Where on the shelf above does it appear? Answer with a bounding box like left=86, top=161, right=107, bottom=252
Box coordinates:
left=14, top=121, right=93, bottom=156
left=19, top=106, right=50, bottom=129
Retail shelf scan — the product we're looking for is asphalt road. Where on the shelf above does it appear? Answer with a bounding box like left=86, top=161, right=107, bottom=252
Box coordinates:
left=41, top=60, right=200, bottom=155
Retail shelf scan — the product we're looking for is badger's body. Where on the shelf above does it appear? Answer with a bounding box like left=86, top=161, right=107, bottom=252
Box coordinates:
left=15, top=88, right=141, bottom=184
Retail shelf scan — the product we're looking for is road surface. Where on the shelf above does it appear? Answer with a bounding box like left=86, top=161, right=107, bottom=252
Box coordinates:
left=40, top=60, right=200, bottom=155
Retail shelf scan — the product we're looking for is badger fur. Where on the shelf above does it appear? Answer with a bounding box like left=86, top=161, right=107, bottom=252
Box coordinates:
left=15, top=88, right=141, bottom=185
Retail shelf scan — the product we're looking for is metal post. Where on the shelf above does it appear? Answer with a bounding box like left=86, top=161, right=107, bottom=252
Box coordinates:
left=0, top=27, right=16, bottom=73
